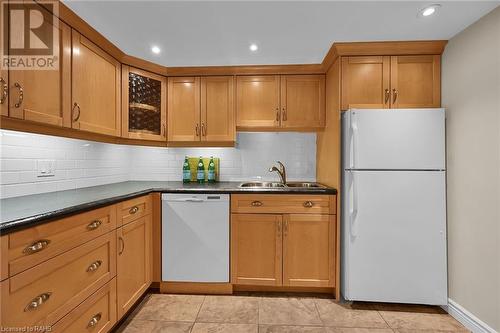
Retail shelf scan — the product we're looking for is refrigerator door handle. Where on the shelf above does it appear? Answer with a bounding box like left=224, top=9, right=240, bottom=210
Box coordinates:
left=350, top=171, right=359, bottom=239
left=350, top=115, right=358, bottom=170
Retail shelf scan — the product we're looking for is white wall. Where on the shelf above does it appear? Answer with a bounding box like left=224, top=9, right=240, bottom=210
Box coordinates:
left=442, top=6, right=500, bottom=332
left=0, top=130, right=316, bottom=199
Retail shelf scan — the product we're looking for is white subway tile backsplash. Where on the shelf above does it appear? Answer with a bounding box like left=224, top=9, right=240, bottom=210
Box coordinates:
left=0, top=129, right=316, bottom=199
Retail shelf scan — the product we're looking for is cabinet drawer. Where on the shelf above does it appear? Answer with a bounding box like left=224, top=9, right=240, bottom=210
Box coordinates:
left=231, top=194, right=336, bottom=214
left=117, top=195, right=152, bottom=226
left=52, top=278, right=117, bottom=333
left=0, top=231, right=116, bottom=328
left=5, top=205, right=117, bottom=277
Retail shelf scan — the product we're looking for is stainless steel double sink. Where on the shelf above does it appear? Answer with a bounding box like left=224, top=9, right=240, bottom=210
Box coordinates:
left=239, top=182, right=326, bottom=189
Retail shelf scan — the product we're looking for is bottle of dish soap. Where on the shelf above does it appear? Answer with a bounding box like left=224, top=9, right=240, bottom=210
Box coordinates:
left=196, top=156, right=205, bottom=183
left=207, top=156, right=216, bottom=183
left=182, top=156, right=191, bottom=183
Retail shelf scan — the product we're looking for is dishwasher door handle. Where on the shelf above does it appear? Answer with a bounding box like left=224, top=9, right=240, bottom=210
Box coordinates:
left=168, top=198, right=205, bottom=202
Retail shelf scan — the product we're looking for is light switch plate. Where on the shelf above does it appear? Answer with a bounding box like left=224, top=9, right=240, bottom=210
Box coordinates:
left=37, top=160, right=56, bottom=178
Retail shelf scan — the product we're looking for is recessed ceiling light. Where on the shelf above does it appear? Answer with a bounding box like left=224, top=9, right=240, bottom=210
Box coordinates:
left=419, top=4, right=441, bottom=17
left=249, top=43, right=258, bottom=52
left=151, top=45, right=161, bottom=54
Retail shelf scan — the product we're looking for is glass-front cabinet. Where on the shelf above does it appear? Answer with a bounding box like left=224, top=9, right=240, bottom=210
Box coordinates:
left=122, top=66, right=167, bottom=141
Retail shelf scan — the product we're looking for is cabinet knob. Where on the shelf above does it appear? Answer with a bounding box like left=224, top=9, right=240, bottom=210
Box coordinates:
left=282, top=107, right=287, bottom=121
left=251, top=200, right=263, bottom=207
left=303, top=201, right=314, bottom=208
left=392, top=89, right=398, bottom=104
left=195, top=124, right=200, bottom=136
left=119, top=236, right=125, bottom=255
left=86, top=260, right=102, bottom=272
left=275, top=107, right=280, bottom=122
left=23, top=239, right=51, bottom=255
left=14, top=82, right=23, bottom=108
left=384, top=89, right=390, bottom=104
left=0, top=77, right=7, bottom=104
left=87, top=220, right=102, bottom=231
left=24, top=292, right=52, bottom=312
left=129, top=206, right=139, bottom=214
left=72, top=102, right=81, bottom=122
left=87, top=312, right=102, bottom=328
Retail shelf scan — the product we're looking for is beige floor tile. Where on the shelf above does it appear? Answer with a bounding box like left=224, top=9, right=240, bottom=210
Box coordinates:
left=197, top=295, right=259, bottom=324
left=324, top=328, right=395, bottom=333
left=119, top=319, right=193, bottom=333
left=134, top=294, right=205, bottom=322
left=379, top=311, right=468, bottom=331
left=259, top=325, right=326, bottom=333
left=259, top=297, right=323, bottom=326
left=314, top=299, right=389, bottom=328
left=191, top=322, right=258, bottom=333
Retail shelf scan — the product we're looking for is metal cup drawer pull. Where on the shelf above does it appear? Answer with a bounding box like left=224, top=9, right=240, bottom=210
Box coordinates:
left=23, top=239, right=51, bottom=254
left=86, top=260, right=103, bottom=272
left=24, top=292, right=52, bottom=312
left=87, top=312, right=102, bottom=328
left=251, top=201, right=263, bottom=207
left=303, top=201, right=314, bottom=208
left=87, top=220, right=102, bottom=231
left=129, top=206, right=139, bottom=214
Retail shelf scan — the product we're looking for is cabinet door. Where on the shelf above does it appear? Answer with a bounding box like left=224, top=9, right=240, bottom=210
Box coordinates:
left=117, top=215, right=152, bottom=318
left=341, top=56, right=390, bottom=110
left=122, top=66, right=167, bottom=141
left=280, top=75, right=325, bottom=128
left=283, top=214, right=335, bottom=287
left=72, top=30, right=121, bottom=136
left=390, top=55, right=441, bottom=108
left=236, top=75, right=280, bottom=129
left=201, top=76, right=235, bottom=142
left=167, top=77, right=201, bottom=142
left=231, top=214, right=282, bottom=286
left=8, top=4, right=71, bottom=127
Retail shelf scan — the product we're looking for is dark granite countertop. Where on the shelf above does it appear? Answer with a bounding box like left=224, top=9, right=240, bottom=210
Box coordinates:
left=0, top=181, right=337, bottom=234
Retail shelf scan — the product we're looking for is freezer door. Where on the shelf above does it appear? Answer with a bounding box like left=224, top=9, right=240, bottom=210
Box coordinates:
left=342, top=170, right=447, bottom=305
left=342, top=109, right=445, bottom=170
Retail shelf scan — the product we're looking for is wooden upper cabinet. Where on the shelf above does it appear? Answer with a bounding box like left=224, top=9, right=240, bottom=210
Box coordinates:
left=281, top=75, right=325, bottom=128
left=283, top=214, right=335, bottom=288
left=167, top=77, right=201, bottom=142
left=71, top=30, right=121, bottom=137
left=201, top=76, right=235, bottom=142
left=117, top=215, right=152, bottom=318
left=341, top=55, right=442, bottom=110
left=390, top=55, right=441, bottom=108
left=231, top=214, right=283, bottom=286
left=236, top=75, right=280, bottom=129
left=341, top=56, right=390, bottom=110
left=7, top=3, right=71, bottom=127
left=122, top=66, right=167, bottom=141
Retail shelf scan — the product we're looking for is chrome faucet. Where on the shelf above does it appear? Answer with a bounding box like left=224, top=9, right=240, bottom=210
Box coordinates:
left=269, top=161, right=287, bottom=185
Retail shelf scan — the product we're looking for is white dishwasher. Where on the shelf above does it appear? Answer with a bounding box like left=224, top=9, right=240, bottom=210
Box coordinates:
left=161, top=193, right=229, bottom=282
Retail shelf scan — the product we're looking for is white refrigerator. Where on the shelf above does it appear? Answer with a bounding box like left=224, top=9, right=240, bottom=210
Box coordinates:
left=341, top=108, right=447, bottom=305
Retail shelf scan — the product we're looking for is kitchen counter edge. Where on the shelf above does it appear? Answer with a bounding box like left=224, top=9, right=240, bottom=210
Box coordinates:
left=0, top=182, right=337, bottom=234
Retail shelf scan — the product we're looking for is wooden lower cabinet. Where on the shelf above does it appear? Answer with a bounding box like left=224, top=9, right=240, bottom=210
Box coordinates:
left=231, top=197, right=336, bottom=289
left=0, top=232, right=116, bottom=328
left=116, top=215, right=153, bottom=318
left=283, top=214, right=335, bottom=287
left=52, top=278, right=117, bottom=333
left=231, top=214, right=283, bottom=286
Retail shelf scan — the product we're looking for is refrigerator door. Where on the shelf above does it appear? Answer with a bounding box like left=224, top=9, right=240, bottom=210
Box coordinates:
left=342, top=170, right=447, bottom=305
left=342, top=109, right=445, bottom=170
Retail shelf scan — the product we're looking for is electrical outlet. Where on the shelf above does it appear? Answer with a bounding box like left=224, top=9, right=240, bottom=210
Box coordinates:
left=37, top=160, right=56, bottom=178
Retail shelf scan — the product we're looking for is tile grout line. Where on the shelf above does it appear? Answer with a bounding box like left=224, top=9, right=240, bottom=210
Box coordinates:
left=377, top=310, right=396, bottom=331
left=191, top=294, right=207, bottom=332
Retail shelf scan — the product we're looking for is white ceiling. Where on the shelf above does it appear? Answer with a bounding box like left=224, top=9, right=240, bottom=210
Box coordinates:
left=63, top=1, right=499, bottom=67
